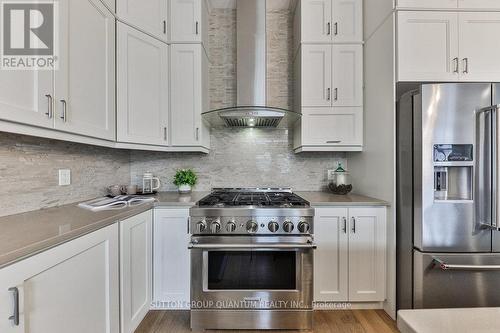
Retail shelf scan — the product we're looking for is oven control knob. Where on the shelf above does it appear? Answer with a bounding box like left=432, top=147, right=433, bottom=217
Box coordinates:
left=246, top=220, right=259, bottom=234
left=283, top=221, right=294, bottom=233
left=298, top=222, right=310, bottom=234
left=210, top=222, right=221, bottom=234
left=268, top=221, right=279, bottom=233
left=226, top=221, right=237, bottom=233
left=196, top=221, right=207, bottom=233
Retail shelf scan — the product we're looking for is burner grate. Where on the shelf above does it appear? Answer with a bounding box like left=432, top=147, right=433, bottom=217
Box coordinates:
left=197, top=190, right=309, bottom=208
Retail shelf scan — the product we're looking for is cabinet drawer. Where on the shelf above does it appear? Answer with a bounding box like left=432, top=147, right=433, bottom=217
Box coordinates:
left=301, top=107, right=362, bottom=146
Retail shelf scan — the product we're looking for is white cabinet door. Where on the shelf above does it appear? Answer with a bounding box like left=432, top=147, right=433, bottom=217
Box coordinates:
left=117, top=23, right=169, bottom=146
left=397, top=0, right=457, bottom=8
left=332, top=0, right=363, bottom=43
left=55, top=0, right=115, bottom=140
left=301, top=45, right=332, bottom=107
left=117, top=0, right=168, bottom=41
left=120, top=210, right=152, bottom=333
left=332, top=45, right=363, bottom=107
left=170, top=0, right=202, bottom=42
left=314, top=208, right=349, bottom=302
left=458, top=12, right=500, bottom=82
left=301, top=107, right=363, bottom=147
left=0, top=224, right=119, bottom=333
left=397, top=11, right=459, bottom=82
left=458, top=0, right=500, bottom=9
left=153, top=209, right=190, bottom=309
left=0, top=70, right=53, bottom=129
left=170, top=44, right=203, bottom=146
left=348, top=207, right=386, bottom=302
left=301, top=0, right=332, bottom=42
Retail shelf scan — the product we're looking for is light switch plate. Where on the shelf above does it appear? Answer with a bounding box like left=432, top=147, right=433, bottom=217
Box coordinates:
left=58, top=169, right=71, bottom=186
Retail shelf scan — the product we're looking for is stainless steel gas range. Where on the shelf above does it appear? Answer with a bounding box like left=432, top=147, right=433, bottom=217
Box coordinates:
left=188, top=188, right=315, bottom=330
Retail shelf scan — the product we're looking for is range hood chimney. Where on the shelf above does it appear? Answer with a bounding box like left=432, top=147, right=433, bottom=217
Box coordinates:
left=202, top=0, right=300, bottom=128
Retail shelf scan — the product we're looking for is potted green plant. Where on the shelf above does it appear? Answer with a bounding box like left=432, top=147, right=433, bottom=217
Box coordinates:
left=173, top=169, right=197, bottom=194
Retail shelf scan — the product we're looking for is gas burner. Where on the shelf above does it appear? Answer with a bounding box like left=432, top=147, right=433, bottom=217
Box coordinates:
left=197, top=188, right=309, bottom=208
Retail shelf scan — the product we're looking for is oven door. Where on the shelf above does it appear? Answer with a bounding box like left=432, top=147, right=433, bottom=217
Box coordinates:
left=189, top=236, right=315, bottom=310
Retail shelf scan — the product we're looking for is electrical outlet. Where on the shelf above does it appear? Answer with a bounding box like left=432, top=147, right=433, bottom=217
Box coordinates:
left=58, top=169, right=71, bottom=186
left=327, top=170, right=336, bottom=181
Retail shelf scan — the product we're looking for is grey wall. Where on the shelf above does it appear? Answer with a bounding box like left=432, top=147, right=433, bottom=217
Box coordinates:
left=0, top=132, right=130, bottom=217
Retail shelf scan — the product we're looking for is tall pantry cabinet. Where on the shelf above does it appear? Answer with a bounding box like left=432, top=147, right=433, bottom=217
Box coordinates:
left=293, top=0, right=364, bottom=153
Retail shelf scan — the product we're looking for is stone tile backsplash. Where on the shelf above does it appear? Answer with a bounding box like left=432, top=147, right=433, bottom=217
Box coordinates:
left=0, top=132, right=130, bottom=217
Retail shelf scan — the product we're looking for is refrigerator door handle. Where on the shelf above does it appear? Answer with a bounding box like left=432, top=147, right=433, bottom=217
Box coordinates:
left=433, top=257, right=500, bottom=271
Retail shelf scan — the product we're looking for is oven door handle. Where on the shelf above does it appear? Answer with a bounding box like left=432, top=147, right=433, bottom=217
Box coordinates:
left=188, top=243, right=317, bottom=250
left=433, top=258, right=500, bottom=271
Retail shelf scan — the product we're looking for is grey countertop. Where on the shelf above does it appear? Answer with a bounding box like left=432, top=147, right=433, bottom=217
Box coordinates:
left=0, top=191, right=386, bottom=269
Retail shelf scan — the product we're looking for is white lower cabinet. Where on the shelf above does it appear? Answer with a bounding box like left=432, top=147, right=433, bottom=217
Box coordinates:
left=0, top=224, right=119, bottom=333
left=120, top=210, right=153, bottom=333
left=314, top=206, right=387, bottom=303
left=153, top=208, right=191, bottom=309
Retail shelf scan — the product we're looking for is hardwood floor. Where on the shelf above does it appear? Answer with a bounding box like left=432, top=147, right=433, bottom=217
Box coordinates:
left=135, top=310, right=400, bottom=333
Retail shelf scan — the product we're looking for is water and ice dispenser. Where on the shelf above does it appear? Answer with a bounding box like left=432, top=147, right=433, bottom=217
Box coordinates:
left=433, top=144, right=473, bottom=201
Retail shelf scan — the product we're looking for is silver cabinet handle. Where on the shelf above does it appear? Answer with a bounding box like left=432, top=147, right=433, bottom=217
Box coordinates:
left=196, top=127, right=199, bottom=141
left=463, top=58, right=469, bottom=74
left=163, top=127, right=167, bottom=141
left=334, top=22, right=338, bottom=36
left=327, top=22, right=331, bottom=35
left=8, top=287, right=19, bottom=326
left=334, top=88, right=338, bottom=101
left=453, top=57, right=459, bottom=73
left=342, top=217, right=347, bottom=233
left=195, top=21, right=199, bottom=35
left=433, top=258, right=500, bottom=271
left=60, top=99, right=67, bottom=122
left=327, top=88, right=331, bottom=101
left=326, top=140, right=341, bottom=144
left=45, top=94, right=53, bottom=118
left=163, top=20, right=166, bottom=34
left=351, top=217, right=356, bottom=233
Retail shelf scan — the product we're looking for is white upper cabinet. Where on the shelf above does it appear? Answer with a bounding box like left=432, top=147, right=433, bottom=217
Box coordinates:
left=397, top=11, right=459, bottom=82
left=299, top=0, right=362, bottom=43
left=397, top=0, right=500, bottom=9
left=120, top=211, right=153, bottom=333
left=301, top=45, right=332, bottom=107
left=55, top=0, right=115, bottom=140
left=397, top=0, right=458, bottom=8
left=348, top=207, right=387, bottom=302
left=314, top=208, right=349, bottom=302
left=332, top=0, right=363, bottom=43
left=170, top=44, right=209, bottom=148
left=301, top=0, right=332, bottom=43
left=0, top=70, right=53, bottom=129
left=458, top=12, right=500, bottom=81
left=117, top=23, right=169, bottom=146
left=398, top=11, right=500, bottom=82
left=332, top=44, right=363, bottom=107
left=117, top=0, right=168, bottom=41
left=459, top=0, right=500, bottom=9
left=170, top=0, right=203, bottom=43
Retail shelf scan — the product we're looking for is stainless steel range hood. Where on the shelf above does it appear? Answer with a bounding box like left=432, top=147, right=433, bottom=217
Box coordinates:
left=202, top=0, right=300, bottom=128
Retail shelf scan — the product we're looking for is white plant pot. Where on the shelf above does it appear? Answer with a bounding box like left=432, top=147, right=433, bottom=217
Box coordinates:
left=178, top=184, right=192, bottom=194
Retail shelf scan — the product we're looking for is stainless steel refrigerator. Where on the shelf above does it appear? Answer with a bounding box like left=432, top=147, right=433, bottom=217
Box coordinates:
left=397, top=83, right=500, bottom=310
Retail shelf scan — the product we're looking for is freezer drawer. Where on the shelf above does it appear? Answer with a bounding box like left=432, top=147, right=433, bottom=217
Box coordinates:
left=414, top=251, right=500, bottom=309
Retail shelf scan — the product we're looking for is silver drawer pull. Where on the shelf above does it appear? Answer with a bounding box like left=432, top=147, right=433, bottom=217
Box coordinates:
left=45, top=94, right=53, bottom=118
left=8, top=287, right=19, bottom=326
left=188, top=243, right=317, bottom=249
left=433, top=258, right=500, bottom=271
left=326, top=140, right=341, bottom=144
left=60, top=99, right=67, bottom=122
